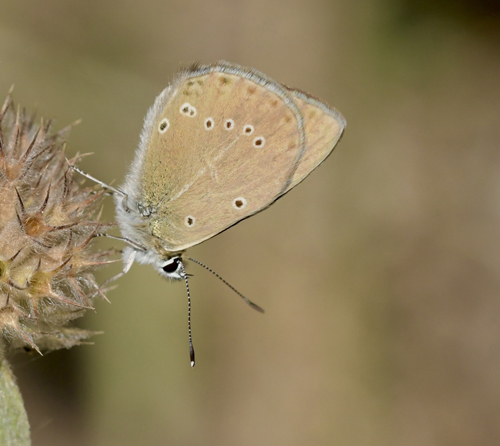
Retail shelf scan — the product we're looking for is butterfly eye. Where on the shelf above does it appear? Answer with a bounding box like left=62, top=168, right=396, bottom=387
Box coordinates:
left=162, top=258, right=180, bottom=274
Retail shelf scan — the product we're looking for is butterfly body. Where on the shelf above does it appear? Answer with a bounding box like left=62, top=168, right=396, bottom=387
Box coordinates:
left=115, top=61, right=345, bottom=280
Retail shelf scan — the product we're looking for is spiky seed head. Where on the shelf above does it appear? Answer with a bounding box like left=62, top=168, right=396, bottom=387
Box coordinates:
left=0, top=91, right=115, bottom=353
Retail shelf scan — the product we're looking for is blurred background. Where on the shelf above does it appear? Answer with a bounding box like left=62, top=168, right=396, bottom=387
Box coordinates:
left=1, top=0, right=500, bottom=445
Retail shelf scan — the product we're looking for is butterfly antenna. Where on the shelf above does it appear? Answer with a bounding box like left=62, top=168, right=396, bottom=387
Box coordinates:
left=187, top=257, right=265, bottom=313
left=179, top=261, right=195, bottom=367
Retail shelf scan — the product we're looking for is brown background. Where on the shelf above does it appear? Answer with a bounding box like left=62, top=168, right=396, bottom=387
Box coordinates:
left=1, top=0, right=500, bottom=445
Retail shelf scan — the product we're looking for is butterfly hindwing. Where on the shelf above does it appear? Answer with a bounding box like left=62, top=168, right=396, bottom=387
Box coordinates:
left=285, top=88, right=346, bottom=192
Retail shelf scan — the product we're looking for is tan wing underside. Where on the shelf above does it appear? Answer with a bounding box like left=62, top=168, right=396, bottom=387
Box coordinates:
left=141, top=72, right=304, bottom=251
left=286, top=89, right=346, bottom=192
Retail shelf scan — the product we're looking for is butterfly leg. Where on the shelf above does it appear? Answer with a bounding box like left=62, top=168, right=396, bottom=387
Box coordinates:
left=99, top=248, right=137, bottom=288
left=95, top=233, right=146, bottom=252
left=70, top=163, right=134, bottom=215
left=69, top=164, right=126, bottom=198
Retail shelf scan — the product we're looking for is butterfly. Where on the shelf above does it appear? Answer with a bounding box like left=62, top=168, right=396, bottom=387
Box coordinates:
left=75, top=61, right=345, bottom=366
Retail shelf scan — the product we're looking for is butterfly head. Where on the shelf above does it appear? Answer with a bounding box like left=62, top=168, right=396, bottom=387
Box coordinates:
left=122, top=244, right=185, bottom=281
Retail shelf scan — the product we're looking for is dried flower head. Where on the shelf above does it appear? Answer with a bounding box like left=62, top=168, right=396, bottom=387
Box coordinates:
left=0, top=90, right=114, bottom=354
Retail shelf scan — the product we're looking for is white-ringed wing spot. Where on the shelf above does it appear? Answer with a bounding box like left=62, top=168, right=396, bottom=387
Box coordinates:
left=185, top=216, right=196, bottom=227
left=204, top=118, right=214, bottom=130
left=253, top=136, right=265, bottom=148
left=180, top=102, right=197, bottom=117
left=158, top=118, right=170, bottom=133
left=243, top=124, right=254, bottom=135
left=233, top=197, right=247, bottom=209
left=224, top=119, right=235, bottom=130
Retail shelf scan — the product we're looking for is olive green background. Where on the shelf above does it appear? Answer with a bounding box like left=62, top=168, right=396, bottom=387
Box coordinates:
left=1, top=0, right=500, bottom=445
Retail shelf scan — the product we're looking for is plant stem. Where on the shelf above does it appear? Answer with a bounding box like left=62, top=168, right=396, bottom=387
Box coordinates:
left=0, top=341, right=31, bottom=446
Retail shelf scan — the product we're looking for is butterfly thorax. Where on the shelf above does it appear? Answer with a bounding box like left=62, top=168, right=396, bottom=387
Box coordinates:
left=114, top=193, right=173, bottom=258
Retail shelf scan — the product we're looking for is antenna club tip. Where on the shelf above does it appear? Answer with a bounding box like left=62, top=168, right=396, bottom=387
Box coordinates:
left=190, top=346, right=195, bottom=367
left=252, top=303, right=265, bottom=313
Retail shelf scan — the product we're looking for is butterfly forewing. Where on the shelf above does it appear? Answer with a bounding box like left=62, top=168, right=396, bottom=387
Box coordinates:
left=140, top=65, right=306, bottom=251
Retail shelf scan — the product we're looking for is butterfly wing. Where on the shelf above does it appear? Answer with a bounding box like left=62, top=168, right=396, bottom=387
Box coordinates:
left=137, top=63, right=307, bottom=252
left=284, top=88, right=346, bottom=192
